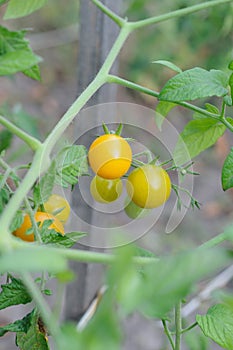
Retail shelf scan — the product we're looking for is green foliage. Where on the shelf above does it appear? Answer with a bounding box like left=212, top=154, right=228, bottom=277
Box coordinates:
left=0, top=186, right=10, bottom=214
left=197, top=304, right=233, bottom=349
left=174, top=118, right=226, bottom=165
left=33, top=162, right=56, bottom=205
left=124, top=0, right=233, bottom=86
left=4, top=0, right=48, bottom=19
left=152, top=60, right=182, bottom=73
left=222, top=148, right=233, bottom=191
left=16, top=310, right=49, bottom=350
left=0, top=311, right=33, bottom=337
left=0, top=26, right=41, bottom=79
left=10, top=210, right=24, bottom=232
left=155, top=101, right=177, bottom=129
left=40, top=219, right=86, bottom=247
left=55, top=145, right=88, bottom=188
left=139, top=248, right=230, bottom=319
left=107, top=246, right=230, bottom=319
left=0, top=0, right=233, bottom=349
left=0, top=275, right=31, bottom=310
left=0, top=130, right=13, bottom=153
left=159, top=68, right=229, bottom=102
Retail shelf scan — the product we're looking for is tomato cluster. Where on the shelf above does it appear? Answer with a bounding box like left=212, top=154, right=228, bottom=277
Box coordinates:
left=13, top=194, right=70, bottom=242
left=88, top=128, right=172, bottom=215
left=14, top=126, right=172, bottom=243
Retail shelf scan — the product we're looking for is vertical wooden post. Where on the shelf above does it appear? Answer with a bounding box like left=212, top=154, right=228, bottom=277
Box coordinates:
left=64, top=0, right=122, bottom=321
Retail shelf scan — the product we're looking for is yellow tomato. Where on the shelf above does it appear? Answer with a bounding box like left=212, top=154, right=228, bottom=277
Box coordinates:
left=126, top=165, right=171, bottom=209
left=13, top=212, right=64, bottom=242
left=88, top=134, right=132, bottom=179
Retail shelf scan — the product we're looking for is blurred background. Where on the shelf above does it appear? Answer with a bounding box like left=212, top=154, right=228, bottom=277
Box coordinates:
left=0, top=0, right=233, bottom=349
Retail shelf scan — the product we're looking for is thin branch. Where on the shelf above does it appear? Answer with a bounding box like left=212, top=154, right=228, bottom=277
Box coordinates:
left=128, top=0, right=233, bottom=30
left=92, top=0, right=125, bottom=27
left=0, top=116, right=42, bottom=151
left=107, top=75, right=221, bottom=121
left=162, top=319, right=175, bottom=350
left=175, top=301, right=182, bottom=350
left=21, top=272, right=60, bottom=341
left=181, top=321, right=198, bottom=334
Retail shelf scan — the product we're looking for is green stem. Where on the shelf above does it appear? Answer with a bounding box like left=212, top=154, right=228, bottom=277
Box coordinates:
left=92, top=0, right=125, bottom=27
left=0, top=116, right=42, bottom=151
left=21, top=272, right=60, bottom=342
left=52, top=282, right=65, bottom=321
left=199, top=231, right=228, bottom=249
left=128, top=0, right=233, bottom=30
left=162, top=319, right=175, bottom=350
left=181, top=321, right=198, bottom=334
left=221, top=116, right=233, bottom=133
left=107, top=75, right=220, bottom=120
left=175, top=301, right=182, bottom=350
left=0, top=167, right=11, bottom=190
left=43, top=26, right=131, bottom=155
left=52, top=247, right=158, bottom=265
left=24, top=199, right=42, bottom=243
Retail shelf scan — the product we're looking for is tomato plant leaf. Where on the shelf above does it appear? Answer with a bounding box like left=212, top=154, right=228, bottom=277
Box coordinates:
left=134, top=246, right=156, bottom=258
left=0, top=247, right=68, bottom=273
left=10, top=210, right=24, bottom=232
left=16, top=310, right=49, bottom=350
left=152, top=60, right=182, bottom=73
left=193, top=103, right=220, bottom=120
left=155, top=101, right=177, bottom=129
left=4, top=0, right=48, bottom=19
left=0, top=130, right=13, bottom=153
left=0, top=311, right=32, bottom=337
left=23, top=64, right=41, bottom=81
left=33, top=161, right=56, bottom=205
left=159, top=67, right=229, bottom=102
left=173, top=118, right=226, bottom=165
left=0, top=49, right=41, bottom=76
left=0, top=187, right=10, bottom=214
left=229, top=73, right=233, bottom=103
left=41, top=223, right=86, bottom=248
left=0, top=26, right=41, bottom=78
left=138, top=248, right=230, bottom=319
left=197, top=304, right=233, bottom=349
left=0, top=275, right=31, bottom=310
left=228, top=60, right=233, bottom=71
left=221, top=148, right=233, bottom=191
left=55, top=145, right=88, bottom=188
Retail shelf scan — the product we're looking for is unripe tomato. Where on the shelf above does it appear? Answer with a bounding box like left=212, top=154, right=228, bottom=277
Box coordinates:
left=13, top=212, right=64, bottom=242
left=43, top=194, right=70, bottom=223
left=124, top=198, right=150, bottom=219
left=126, top=164, right=171, bottom=209
left=88, top=134, right=132, bottom=179
left=90, top=176, right=123, bottom=203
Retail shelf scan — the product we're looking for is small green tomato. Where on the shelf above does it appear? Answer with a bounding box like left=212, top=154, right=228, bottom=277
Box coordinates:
left=90, top=176, right=123, bottom=203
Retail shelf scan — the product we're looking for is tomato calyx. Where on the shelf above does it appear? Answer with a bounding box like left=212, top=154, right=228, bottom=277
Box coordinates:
left=102, top=122, right=123, bottom=136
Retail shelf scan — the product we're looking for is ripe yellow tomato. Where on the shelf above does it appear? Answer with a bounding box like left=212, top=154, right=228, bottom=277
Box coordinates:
left=13, top=212, right=64, bottom=242
left=43, top=194, right=70, bottom=223
left=90, top=176, right=123, bottom=203
left=126, top=165, right=171, bottom=209
left=88, top=134, right=132, bottom=179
